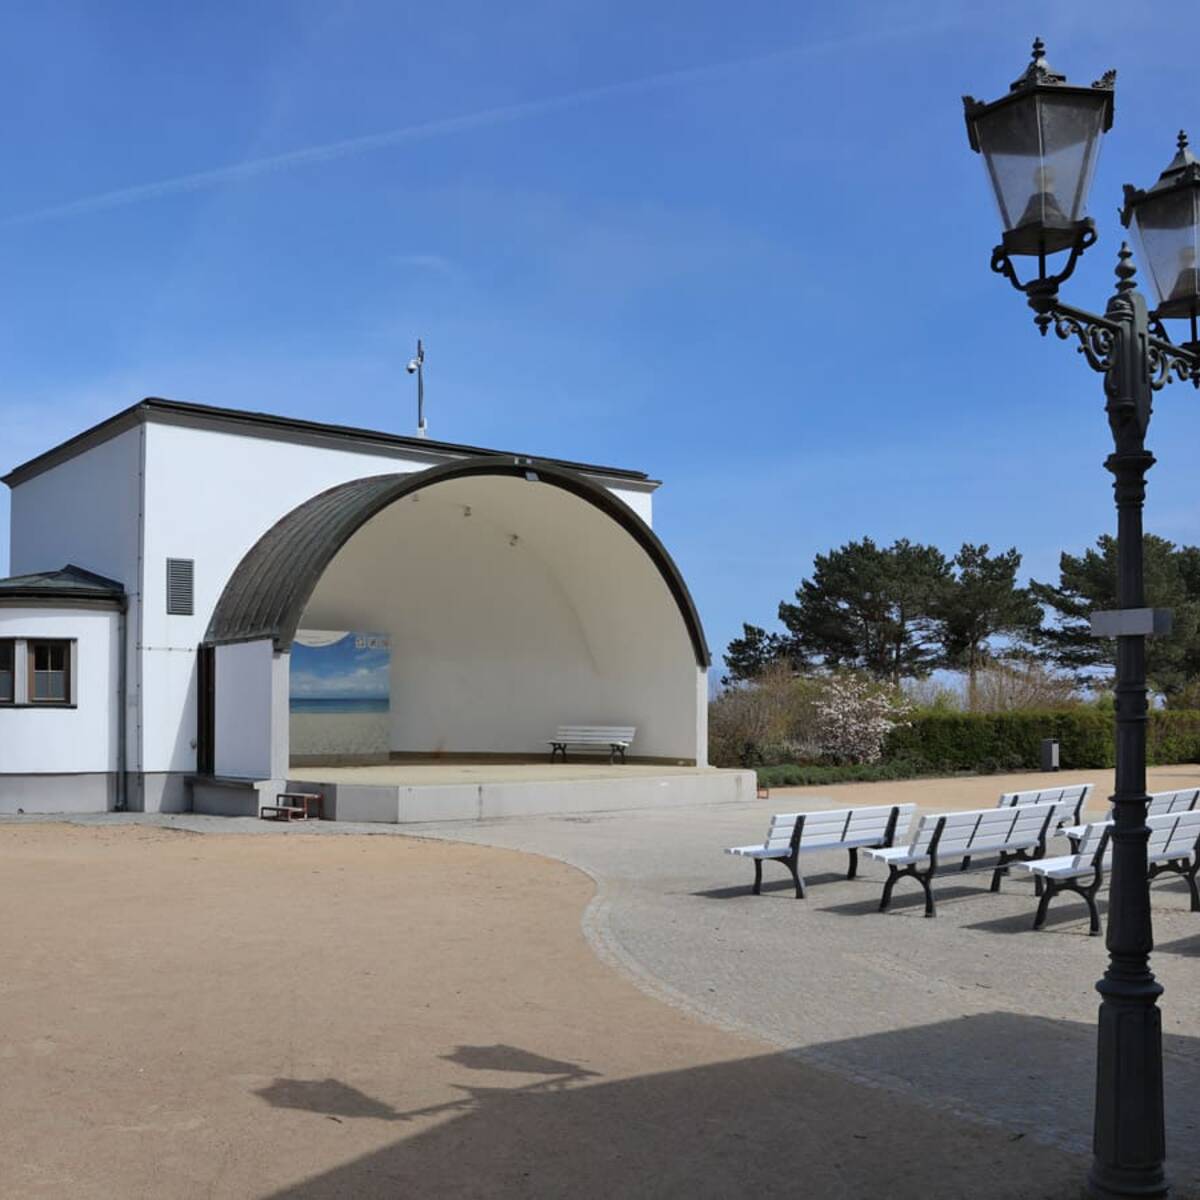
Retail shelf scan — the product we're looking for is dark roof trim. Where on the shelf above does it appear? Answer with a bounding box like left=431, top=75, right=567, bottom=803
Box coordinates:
left=3, top=396, right=657, bottom=489
left=205, top=457, right=710, bottom=668
left=0, top=563, right=126, bottom=608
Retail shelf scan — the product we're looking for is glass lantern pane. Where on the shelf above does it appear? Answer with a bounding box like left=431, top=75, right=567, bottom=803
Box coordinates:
left=1132, top=188, right=1200, bottom=314
left=973, top=91, right=1106, bottom=240
left=1036, top=94, right=1107, bottom=223
left=973, top=99, right=1041, bottom=231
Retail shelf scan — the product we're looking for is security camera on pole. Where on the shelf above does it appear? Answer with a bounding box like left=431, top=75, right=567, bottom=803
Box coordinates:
left=407, top=339, right=426, bottom=438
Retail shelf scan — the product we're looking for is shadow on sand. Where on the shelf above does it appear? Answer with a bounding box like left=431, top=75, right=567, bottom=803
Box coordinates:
left=256, top=1017, right=1200, bottom=1198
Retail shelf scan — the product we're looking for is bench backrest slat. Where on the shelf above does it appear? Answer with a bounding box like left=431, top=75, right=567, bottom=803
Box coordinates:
left=907, top=801, right=1057, bottom=856
left=1147, top=810, right=1200, bottom=858
left=554, top=724, right=638, bottom=734
left=1145, top=788, right=1200, bottom=818
left=763, top=804, right=915, bottom=851
left=998, top=783, right=1092, bottom=824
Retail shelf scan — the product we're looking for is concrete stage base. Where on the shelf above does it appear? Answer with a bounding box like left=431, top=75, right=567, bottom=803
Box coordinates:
left=191, top=763, right=756, bottom=823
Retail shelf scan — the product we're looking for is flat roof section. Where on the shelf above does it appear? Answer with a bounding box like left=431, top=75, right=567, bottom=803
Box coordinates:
left=2, top=396, right=658, bottom=489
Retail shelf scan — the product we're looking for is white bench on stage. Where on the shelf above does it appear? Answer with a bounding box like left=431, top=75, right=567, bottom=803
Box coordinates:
left=725, top=804, right=915, bottom=899
left=866, top=800, right=1068, bottom=918
left=1016, top=810, right=1200, bottom=933
left=548, top=725, right=636, bottom=764
left=1062, top=787, right=1199, bottom=849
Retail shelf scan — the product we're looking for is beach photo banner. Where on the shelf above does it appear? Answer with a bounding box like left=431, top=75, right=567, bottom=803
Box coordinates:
left=289, top=630, right=391, bottom=758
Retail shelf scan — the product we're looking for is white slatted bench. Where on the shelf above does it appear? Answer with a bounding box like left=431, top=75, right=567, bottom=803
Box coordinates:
left=725, top=804, right=915, bottom=899
left=1015, top=810, right=1200, bottom=933
left=998, top=783, right=1092, bottom=831
left=1062, top=787, right=1199, bottom=849
left=865, top=800, right=1064, bottom=918
left=548, top=725, right=636, bottom=764
left=948, top=783, right=1095, bottom=873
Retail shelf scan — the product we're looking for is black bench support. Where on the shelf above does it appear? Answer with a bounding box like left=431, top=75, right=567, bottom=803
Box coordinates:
left=1147, top=846, right=1200, bottom=912
left=1032, top=830, right=1109, bottom=936
left=879, top=818, right=944, bottom=919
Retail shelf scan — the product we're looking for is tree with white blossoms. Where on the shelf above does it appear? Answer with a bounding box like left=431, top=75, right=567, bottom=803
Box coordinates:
left=814, top=674, right=911, bottom=764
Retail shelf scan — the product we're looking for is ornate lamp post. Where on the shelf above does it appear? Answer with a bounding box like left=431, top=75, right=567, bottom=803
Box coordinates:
left=964, top=40, right=1200, bottom=1200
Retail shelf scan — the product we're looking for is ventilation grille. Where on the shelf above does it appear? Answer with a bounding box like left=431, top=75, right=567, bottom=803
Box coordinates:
left=166, top=558, right=195, bottom=615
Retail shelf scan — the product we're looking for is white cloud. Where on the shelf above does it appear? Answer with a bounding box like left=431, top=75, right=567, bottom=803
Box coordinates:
left=289, top=664, right=390, bottom=698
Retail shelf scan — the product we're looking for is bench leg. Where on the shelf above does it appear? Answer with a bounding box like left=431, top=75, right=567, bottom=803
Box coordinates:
left=960, top=855, right=971, bottom=872
left=1082, top=884, right=1102, bottom=936
left=788, top=856, right=806, bottom=900
left=989, top=856, right=1006, bottom=893
left=991, top=849, right=1043, bottom=896
left=879, top=866, right=899, bottom=912
left=1034, top=877, right=1102, bottom=935
left=752, top=859, right=763, bottom=896
left=846, top=847, right=859, bottom=881
left=880, top=864, right=938, bottom=917
left=1033, top=880, right=1057, bottom=930
left=919, top=869, right=937, bottom=918
left=1149, top=857, right=1200, bottom=912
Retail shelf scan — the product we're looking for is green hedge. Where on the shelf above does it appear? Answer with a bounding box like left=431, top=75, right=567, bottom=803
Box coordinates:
left=755, top=759, right=935, bottom=788
left=1148, top=710, right=1200, bottom=765
left=883, top=708, right=1200, bottom=773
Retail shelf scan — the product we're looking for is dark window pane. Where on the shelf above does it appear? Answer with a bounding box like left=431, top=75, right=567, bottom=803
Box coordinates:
left=33, top=671, right=66, bottom=701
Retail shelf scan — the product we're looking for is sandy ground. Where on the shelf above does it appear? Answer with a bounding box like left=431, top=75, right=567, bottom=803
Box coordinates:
left=0, top=816, right=1098, bottom=1200
left=765, top=762, right=1200, bottom=817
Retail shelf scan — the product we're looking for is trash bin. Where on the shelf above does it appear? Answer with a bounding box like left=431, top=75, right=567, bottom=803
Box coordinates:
left=1040, top=738, right=1060, bottom=772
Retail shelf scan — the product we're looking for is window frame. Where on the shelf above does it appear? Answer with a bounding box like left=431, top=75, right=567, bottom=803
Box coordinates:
left=0, top=638, right=14, bottom=705
left=28, top=638, right=72, bottom=705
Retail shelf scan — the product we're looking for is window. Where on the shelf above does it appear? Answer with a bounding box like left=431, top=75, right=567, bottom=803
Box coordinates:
left=166, top=558, right=194, bottom=615
left=0, top=640, right=12, bottom=704
left=28, top=640, right=71, bottom=704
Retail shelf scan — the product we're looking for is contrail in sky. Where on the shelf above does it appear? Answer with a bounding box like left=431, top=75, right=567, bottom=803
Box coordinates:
left=3, top=25, right=943, bottom=227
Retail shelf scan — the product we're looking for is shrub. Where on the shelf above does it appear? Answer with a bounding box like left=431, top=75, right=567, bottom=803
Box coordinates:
left=813, top=673, right=911, bottom=764
left=883, top=707, right=1200, bottom=771
left=884, top=709, right=1112, bottom=771
left=708, top=665, right=824, bottom=767
left=755, top=758, right=934, bottom=788
left=1148, top=710, right=1200, bottom=764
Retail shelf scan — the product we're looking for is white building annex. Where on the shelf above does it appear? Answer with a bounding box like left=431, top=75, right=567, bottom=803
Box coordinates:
left=0, top=399, right=748, bottom=820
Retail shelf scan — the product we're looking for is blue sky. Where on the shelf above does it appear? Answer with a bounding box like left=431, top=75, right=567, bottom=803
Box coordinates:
left=3, top=1, right=1200, bottom=676
left=290, top=633, right=390, bottom=699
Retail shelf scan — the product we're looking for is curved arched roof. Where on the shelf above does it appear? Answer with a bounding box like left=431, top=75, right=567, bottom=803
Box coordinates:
left=204, top=457, right=710, bottom=667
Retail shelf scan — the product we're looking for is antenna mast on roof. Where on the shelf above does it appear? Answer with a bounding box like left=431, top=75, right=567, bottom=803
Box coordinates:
left=406, top=339, right=426, bottom=437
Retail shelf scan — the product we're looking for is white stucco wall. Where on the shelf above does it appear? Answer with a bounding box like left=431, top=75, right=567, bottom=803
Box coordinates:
left=8, top=427, right=142, bottom=584
left=213, top=639, right=288, bottom=779
left=300, top=475, right=704, bottom=762
left=135, top=420, right=658, bottom=777
left=6, top=409, right=664, bottom=789
left=0, top=607, right=121, bottom=774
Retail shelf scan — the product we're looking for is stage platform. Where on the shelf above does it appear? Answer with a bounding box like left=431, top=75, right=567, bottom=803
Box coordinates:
left=190, top=761, right=757, bottom=823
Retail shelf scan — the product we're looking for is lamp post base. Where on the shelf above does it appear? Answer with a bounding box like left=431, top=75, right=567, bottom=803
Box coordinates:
left=1088, top=957, right=1167, bottom=1198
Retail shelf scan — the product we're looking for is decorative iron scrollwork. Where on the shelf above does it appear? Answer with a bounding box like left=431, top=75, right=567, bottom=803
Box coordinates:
left=1146, top=333, right=1200, bottom=390
left=1052, top=310, right=1117, bottom=373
